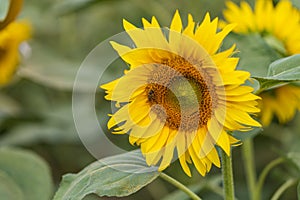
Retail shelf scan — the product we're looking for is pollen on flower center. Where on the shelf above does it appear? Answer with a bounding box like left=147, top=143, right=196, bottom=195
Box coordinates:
left=166, top=77, right=202, bottom=111
left=145, top=56, right=216, bottom=131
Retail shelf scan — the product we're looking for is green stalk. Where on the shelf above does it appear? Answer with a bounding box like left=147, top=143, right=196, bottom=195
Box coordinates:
left=241, top=138, right=257, bottom=200
left=159, top=172, right=202, bottom=200
left=271, top=179, right=297, bottom=200
left=254, top=158, right=285, bottom=200
left=221, top=149, right=235, bottom=200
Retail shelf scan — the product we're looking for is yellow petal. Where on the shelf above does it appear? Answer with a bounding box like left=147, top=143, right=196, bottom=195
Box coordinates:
left=158, top=130, right=177, bottom=171
left=216, top=130, right=230, bottom=156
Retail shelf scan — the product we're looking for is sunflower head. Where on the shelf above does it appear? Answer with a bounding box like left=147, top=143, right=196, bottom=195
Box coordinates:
left=0, top=21, right=31, bottom=86
left=259, top=84, right=300, bottom=126
left=222, top=0, right=300, bottom=55
left=101, top=10, right=261, bottom=176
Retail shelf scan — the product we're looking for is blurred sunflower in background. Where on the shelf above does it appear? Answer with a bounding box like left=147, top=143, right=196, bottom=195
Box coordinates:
left=221, top=0, right=300, bottom=126
left=0, top=0, right=31, bottom=86
left=101, top=10, right=261, bottom=176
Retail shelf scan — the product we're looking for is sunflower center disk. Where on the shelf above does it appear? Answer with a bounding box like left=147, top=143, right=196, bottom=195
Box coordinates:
left=146, top=56, right=216, bottom=132
left=166, top=77, right=201, bottom=112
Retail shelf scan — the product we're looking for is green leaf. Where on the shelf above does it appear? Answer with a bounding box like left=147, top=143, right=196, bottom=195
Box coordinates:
left=53, top=150, right=160, bottom=200
left=54, top=150, right=159, bottom=200
left=268, top=54, right=300, bottom=78
left=253, top=78, right=290, bottom=94
left=253, top=55, right=300, bottom=93
left=0, top=148, right=53, bottom=200
left=0, top=0, right=10, bottom=21
left=0, top=171, right=24, bottom=200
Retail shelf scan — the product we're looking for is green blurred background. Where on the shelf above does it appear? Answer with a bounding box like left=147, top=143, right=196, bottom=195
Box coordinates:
left=0, top=0, right=299, bottom=199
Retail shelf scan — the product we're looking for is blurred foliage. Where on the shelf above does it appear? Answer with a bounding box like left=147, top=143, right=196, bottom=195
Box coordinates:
left=0, top=0, right=299, bottom=199
left=0, top=148, right=53, bottom=200
left=0, top=0, right=10, bottom=21
left=292, top=0, right=300, bottom=8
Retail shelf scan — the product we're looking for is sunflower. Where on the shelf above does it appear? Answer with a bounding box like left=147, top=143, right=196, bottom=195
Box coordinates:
left=0, top=21, right=31, bottom=86
left=259, top=85, right=300, bottom=125
left=221, top=0, right=300, bottom=126
left=101, top=10, right=261, bottom=176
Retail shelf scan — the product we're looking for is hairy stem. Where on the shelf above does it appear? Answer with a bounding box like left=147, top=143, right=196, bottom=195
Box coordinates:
left=221, top=149, right=235, bottom=200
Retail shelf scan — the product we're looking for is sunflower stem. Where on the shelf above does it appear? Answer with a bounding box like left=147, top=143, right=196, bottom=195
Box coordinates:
left=242, top=138, right=257, bottom=200
left=159, top=172, right=202, bottom=200
left=221, top=149, right=235, bottom=200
